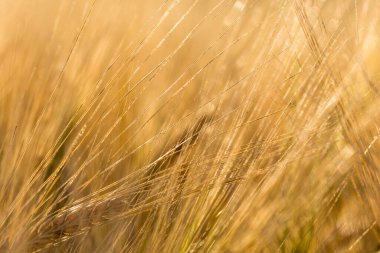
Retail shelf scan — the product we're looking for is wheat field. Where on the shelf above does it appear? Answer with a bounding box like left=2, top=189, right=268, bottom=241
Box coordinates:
left=0, top=0, right=380, bottom=252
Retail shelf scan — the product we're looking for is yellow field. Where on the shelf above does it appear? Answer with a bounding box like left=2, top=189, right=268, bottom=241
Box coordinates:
left=0, top=0, right=380, bottom=252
